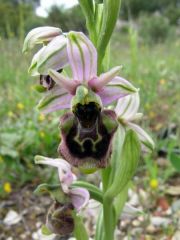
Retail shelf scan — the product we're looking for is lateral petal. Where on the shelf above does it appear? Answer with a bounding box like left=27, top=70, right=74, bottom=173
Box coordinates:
left=48, top=69, right=78, bottom=94
left=89, top=66, right=121, bottom=91
left=70, top=187, right=90, bottom=212
left=98, top=85, right=129, bottom=106
left=37, top=85, right=72, bottom=114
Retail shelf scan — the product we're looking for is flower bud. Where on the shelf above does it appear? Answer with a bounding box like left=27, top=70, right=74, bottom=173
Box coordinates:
left=23, top=26, right=62, bottom=53
left=46, top=201, right=74, bottom=236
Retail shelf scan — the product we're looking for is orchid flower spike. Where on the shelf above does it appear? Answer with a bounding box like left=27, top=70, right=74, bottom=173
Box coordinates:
left=115, top=92, right=155, bottom=151
left=23, top=26, right=68, bottom=77
left=35, top=155, right=89, bottom=212
left=32, top=31, right=139, bottom=169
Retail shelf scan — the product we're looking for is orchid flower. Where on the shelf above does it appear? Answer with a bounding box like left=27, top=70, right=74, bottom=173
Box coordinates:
left=115, top=92, right=155, bottom=151
left=35, top=155, right=89, bottom=211
left=23, top=26, right=68, bottom=77
left=37, top=31, right=138, bottom=114
left=26, top=31, right=139, bottom=169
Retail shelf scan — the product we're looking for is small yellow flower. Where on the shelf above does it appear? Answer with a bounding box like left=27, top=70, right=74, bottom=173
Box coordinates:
left=159, top=79, right=166, bottom=85
left=30, top=85, right=35, bottom=91
left=3, top=182, right=12, bottom=193
left=150, top=179, right=158, bottom=189
left=39, top=131, right=45, bottom=138
left=8, top=111, right=14, bottom=117
left=145, top=103, right=150, bottom=110
left=38, top=113, right=45, bottom=122
left=0, top=156, right=4, bottom=163
left=155, top=123, right=163, bottom=131
left=17, top=103, right=25, bottom=110
left=149, top=111, right=156, bottom=118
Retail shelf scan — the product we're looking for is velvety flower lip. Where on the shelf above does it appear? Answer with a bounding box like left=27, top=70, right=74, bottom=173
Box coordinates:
left=38, top=31, right=138, bottom=114
left=115, top=92, right=155, bottom=151
left=35, top=155, right=89, bottom=211
left=59, top=110, right=118, bottom=168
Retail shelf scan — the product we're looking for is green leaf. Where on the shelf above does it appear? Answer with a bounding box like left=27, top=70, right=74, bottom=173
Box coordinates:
left=72, top=181, right=103, bottom=203
left=41, top=225, right=52, bottom=236
left=169, top=152, right=180, bottom=172
left=97, top=0, right=121, bottom=72
left=95, top=208, right=104, bottom=240
left=34, top=183, right=69, bottom=203
left=73, top=213, right=89, bottom=240
left=108, top=125, right=126, bottom=186
left=106, top=129, right=140, bottom=199
left=78, top=0, right=96, bottom=42
left=33, top=84, right=47, bottom=93
left=114, top=183, right=129, bottom=223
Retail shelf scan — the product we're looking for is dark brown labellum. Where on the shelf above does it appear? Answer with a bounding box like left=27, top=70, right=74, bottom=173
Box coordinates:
left=59, top=109, right=118, bottom=168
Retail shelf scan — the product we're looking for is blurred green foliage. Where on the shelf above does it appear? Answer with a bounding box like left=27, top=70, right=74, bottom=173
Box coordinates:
left=47, top=5, right=86, bottom=32
left=121, top=0, right=180, bottom=25
left=138, top=14, right=171, bottom=44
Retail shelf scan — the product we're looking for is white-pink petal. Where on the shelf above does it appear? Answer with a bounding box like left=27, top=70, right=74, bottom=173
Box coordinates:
left=37, top=35, right=68, bottom=75
left=110, top=76, right=138, bottom=93
left=128, top=123, right=155, bottom=151
left=37, top=85, right=72, bottom=114
left=98, top=86, right=129, bottom=106
left=89, top=66, right=121, bottom=91
left=67, top=31, right=97, bottom=83
left=70, top=188, right=90, bottom=212
left=34, top=156, right=74, bottom=192
left=49, top=69, right=78, bottom=94
left=23, top=26, right=62, bottom=53
left=115, top=92, right=140, bottom=121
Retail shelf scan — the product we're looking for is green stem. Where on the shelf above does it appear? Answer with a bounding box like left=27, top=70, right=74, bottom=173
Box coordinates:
left=101, top=167, right=111, bottom=192
left=103, top=194, right=115, bottom=240
left=95, top=208, right=104, bottom=240
left=101, top=169, right=115, bottom=240
left=73, top=213, right=89, bottom=240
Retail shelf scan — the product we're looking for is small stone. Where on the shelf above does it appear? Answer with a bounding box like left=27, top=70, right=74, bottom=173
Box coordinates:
left=144, top=235, right=153, bottom=240
left=151, top=216, right=171, bottom=227
left=128, top=190, right=139, bottom=206
left=36, top=221, right=42, bottom=228
left=172, top=231, right=180, bottom=240
left=3, top=210, right=22, bottom=226
left=146, top=224, right=157, bottom=234
left=131, top=227, right=143, bottom=235
left=172, top=200, right=180, bottom=212
left=120, top=219, right=130, bottom=229
left=165, top=186, right=180, bottom=196
left=132, top=219, right=141, bottom=227
left=20, top=233, right=27, bottom=239
left=138, top=215, right=145, bottom=222
left=139, top=189, right=148, bottom=201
